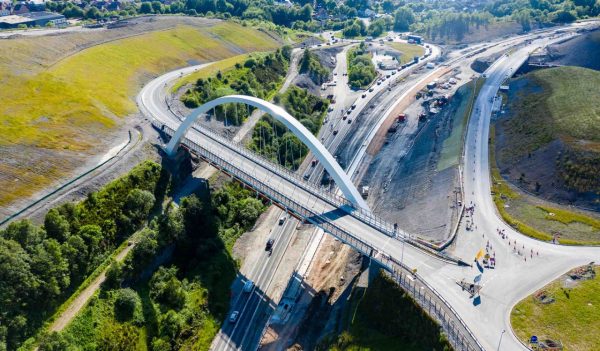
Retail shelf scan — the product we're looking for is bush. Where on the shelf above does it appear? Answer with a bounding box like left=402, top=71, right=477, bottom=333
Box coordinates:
left=114, top=288, right=142, bottom=323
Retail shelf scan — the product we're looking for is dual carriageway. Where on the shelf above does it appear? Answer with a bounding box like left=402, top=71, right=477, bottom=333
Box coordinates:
left=139, top=23, right=600, bottom=351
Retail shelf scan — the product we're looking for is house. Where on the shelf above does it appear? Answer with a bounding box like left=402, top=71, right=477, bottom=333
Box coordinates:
left=0, top=11, right=66, bottom=28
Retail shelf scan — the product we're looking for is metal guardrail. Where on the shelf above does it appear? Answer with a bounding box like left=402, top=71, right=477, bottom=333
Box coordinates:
left=155, top=121, right=484, bottom=351
left=159, top=122, right=404, bottom=241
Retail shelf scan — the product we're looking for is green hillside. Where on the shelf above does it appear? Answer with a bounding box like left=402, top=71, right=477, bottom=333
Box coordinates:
left=501, top=66, right=600, bottom=157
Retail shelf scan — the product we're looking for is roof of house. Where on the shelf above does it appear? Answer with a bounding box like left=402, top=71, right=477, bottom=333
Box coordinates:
left=22, top=11, right=64, bottom=20
left=0, top=14, right=30, bottom=24
left=0, top=11, right=63, bottom=24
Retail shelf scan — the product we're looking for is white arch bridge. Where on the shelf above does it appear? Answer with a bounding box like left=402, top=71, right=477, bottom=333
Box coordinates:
left=151, top=94, right=483, bottom=351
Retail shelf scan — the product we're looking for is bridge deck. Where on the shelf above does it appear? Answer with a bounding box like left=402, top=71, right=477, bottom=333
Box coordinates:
left=155, top=122, right=483, bottom=351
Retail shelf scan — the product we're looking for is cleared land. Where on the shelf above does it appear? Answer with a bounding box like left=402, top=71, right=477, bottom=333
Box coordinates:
left=387, top=42, right=425, bottom=64
left=491, top=66, right=600, bottom=244
left=511, top=266, right=600, bottom=351
left=0, top=18, right=281, bottom=214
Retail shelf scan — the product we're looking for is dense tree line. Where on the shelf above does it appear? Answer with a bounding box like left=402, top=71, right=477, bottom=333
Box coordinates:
left=182, top=46, right=292, bottom=125
left=184, top=0, right=313, bottom=27
left=38, top=181, right=266, bottom=350
left=299, top=49, right=330, bottom=85
left=347, top=43, right=377, bottom=89
left=250, top=86, right=329, bottom=170
left=0, top=161, right=166, bottom=351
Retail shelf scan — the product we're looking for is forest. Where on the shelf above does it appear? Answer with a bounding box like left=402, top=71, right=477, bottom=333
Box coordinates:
left=347, top=43, right=377, bottom=89
left=36, top=181, right=266, bottom=351
left=299, top=49, right=330, bottom=86
left=0, top=161, right=167, bottom=350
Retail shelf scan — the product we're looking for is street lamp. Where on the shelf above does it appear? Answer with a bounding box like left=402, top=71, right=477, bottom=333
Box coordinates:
left=497, top=329, right=506, bottom=351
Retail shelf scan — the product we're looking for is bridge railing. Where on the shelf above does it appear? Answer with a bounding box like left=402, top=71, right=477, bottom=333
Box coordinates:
left=158, top=122, right=484, bottom=351
left=160, top=122, right=405, bottom=241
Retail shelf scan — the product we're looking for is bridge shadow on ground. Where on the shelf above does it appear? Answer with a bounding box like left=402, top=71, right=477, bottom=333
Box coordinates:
left=259, top=259, right=369, bottom=350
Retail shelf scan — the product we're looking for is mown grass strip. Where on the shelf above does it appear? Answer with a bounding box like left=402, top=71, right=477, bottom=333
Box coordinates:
left=511, top=266, right=600, bottom=351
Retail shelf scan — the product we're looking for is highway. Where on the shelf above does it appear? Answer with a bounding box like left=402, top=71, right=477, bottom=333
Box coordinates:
left=137, top=22, right=600, bottom=351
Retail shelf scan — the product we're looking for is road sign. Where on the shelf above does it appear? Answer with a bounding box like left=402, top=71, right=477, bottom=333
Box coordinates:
left=530, top=335, right=538, bottom=344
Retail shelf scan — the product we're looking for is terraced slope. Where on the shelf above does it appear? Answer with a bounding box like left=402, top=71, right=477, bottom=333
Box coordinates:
left=0, top=18, right=281, bottom=214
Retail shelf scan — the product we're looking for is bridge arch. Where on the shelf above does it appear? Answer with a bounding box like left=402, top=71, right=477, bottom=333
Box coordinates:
left=165, top=95, right=369, bottom=210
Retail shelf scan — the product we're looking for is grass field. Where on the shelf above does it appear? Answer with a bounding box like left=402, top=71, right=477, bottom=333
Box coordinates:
left=388, top=42, right=425, bottom=64
left=171, top=53, right=252, bottom=93
left=511, top=266, right=600, bottom=351
left=0, top=21, right=281, bottom=210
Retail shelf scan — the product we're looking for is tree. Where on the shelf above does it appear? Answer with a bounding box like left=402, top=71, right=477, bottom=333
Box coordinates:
left=114, top=288, right=141, bottom=322
left=1, top=220, right=45, bottom=250
left=236, top=198, right=264, bottom=228
left=30, top=239, right=70, bottom=302
left=103, top=261, right=123, bottom=290
left=181, top=195, right=211, bottom=240
left=158, top=310, right=183, bottom=340
left=126, top=228, right=158, bottom=276
left=125, top=189, right=155, bottom=224
left=44, top=209, right=70, bottom=242
left=394, top=7, right=414, bottom=31
left=382, top=0, right=395, bottom=13
left=140, top=2, right=153, bottom=14
left=151, top=1, right=163, bottom=13
left=39, top=332, right=75, bottom=351
left=149, top=266, right=185, bottom=309
left=84, top=7, right=101, bottom=19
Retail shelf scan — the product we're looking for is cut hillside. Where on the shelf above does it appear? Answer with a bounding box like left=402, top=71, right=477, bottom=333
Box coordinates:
left=0, top=18, right=282, bottom=216
left=495, top=66, right=600, bottom=209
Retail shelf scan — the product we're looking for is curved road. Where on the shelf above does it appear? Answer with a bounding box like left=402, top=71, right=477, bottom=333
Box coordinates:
left=137, top=23, right=600, bottom=351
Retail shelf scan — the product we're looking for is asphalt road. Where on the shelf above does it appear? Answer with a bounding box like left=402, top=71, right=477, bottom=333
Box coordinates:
left=137, top=22, right=600, bottom=351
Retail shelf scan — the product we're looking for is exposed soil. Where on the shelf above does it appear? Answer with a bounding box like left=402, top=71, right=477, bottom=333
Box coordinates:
left=427, top=21, right=525, bottom=45
left=495, top=65, right=600, bottom=210
left=361, top=75, right=471, bottom=243
left=546, top=29, right=600, bottom=71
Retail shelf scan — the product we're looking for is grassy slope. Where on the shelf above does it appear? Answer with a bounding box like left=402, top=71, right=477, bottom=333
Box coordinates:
left=511, top=266, right=600, bottom=351
left=490, top=66, right=600, bottom=244
left=171, top=53, right=251, bottom=93
left=500, top=66, right=600, bottom=160
left=490, top=124, right=600, bottom=245
left=0, top=21, right=280, bottom=209
left=388, top=42, right=425, bottom=64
